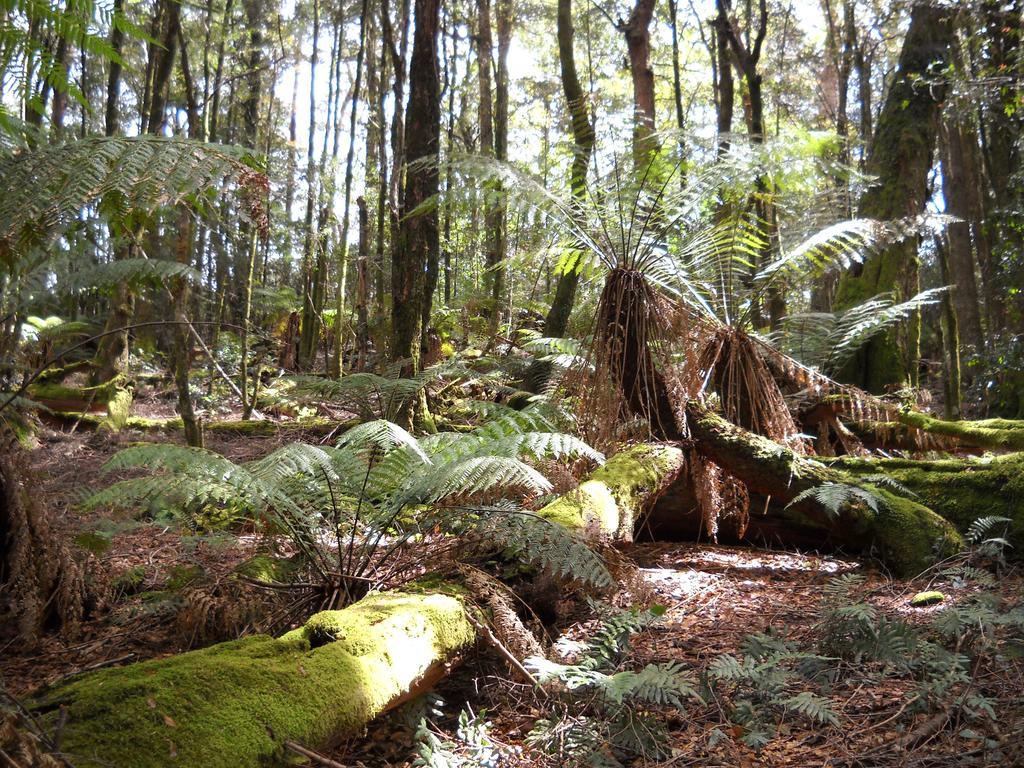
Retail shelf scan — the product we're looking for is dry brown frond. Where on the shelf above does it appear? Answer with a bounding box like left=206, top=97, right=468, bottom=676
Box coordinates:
left=688, top=450, right=750, bottom=544
left=699, top=327, right=805, bottom=450
left=0, top=451, right=89, bottom=645
left=578, top=268, right=687, bottom=447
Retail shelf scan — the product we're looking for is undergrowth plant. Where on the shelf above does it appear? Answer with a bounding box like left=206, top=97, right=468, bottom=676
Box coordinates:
left=525, top=602, right=700, bottom=766
left=704, top=632, right=837, bottom=750
left=88, top=400, right=612, bottom=622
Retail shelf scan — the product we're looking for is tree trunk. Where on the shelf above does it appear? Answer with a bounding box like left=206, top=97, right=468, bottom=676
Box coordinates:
left=833, top=3, right=955, bottom=393
left=331, top=0, right=371, bottom=378
left=538, top=444, right=685, bottom=542
left=297, top=0, right=322, bottom=370
left=541, top=0, right=595, bottom=340
left=621, top=0, right=657, bottom=172
left=712, top=9, right=734, bottom=156
left=355, top=197, right=371, bottom=371
left=831, top=452, right=1024, bottom=555
left=681, top=402, right=963, bottom=576
left=940, top=116, right=985, bottom=354
left=391, top=0, right=442, bottom=422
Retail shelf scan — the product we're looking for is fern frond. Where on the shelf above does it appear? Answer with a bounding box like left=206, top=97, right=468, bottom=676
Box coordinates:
left=781, top=692, right=839, bottom=726
left=0, top=136, right=261, bottom=257
left=337, top=419, right=430, bottom=462
left=68, top=258, right=199, bottom=292
left=965, top=516, right=1013, bottom=546
left=787, top=482, right=884, bottom=518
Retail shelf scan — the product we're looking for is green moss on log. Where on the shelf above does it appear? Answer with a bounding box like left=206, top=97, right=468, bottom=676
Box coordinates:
left=537, top=444, right=685, bottom=541
left=685, top=403, right=963, bottom=576
left=896, top=411, right=1024, bottom=452
left=828, top=453, right=1024, bottom=554
left=33, top=589, right=475, bottom=768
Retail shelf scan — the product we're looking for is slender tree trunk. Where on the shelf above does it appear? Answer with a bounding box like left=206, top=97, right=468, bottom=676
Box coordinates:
left=620, top=0, right=657, bottom=172
left=712, top=10, right=734, bottom=156
left=540, top=0, right=594, bottom=340
left=668, top=0, right=686, bottom=178
left=475, top=0, right=502, bottom=322
left=297, top=0, right=321, bottom=370
left=940, top=116, right=985, bottom=354
left=331, top=0, right=370, bottom=378
left=441, top=16, right=458, bottom=306
left=355, top=197, right=371, bottom=371
left=935, top=237, right=962, bottom=419
left=488, top=0, right=512, bottom=329
left=147, top=0, right=182, bottom=135
left=49, top=33, right=70, bottom=138
left=93, top=0, right=133, bottom=384
left=391, top=0, right=442, bottom=427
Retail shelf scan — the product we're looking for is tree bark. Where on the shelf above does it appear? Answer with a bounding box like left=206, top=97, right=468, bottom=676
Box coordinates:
left=620, top=0, right=657, bottom=172
left=833, top=3, right=955, bottom=393
left=391, top=0, right=442, bottom=423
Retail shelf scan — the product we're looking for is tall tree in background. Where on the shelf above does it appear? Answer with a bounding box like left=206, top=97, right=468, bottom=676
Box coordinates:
left=540, top=0, right=595, bottom=341
left=392, top=0, right=442, bottom=418
left=619, top=0, right=657, bottom=172
left=834, top=2, right=955, bottom=392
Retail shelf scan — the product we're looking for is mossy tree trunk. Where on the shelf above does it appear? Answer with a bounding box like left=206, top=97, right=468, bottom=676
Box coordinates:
left=537, top=443, right=685, bottom=542
left=833, top=3, right=955, bottom=393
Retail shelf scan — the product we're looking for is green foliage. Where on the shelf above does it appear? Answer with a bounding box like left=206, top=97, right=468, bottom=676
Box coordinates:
left=0, top=136, right=260, bottom=259
left=705, top=631, right=834, bottom=749
left=0, top=0, right=148, bottom=134
left=769, top=288, right=948, bottom=374
left=525, top=603, right=698, bottom=766
left=786, top=481, right=886, bottom=518
left=407, top=695, right=500, bottom=768
left=89, top=405, right=612, bottom=608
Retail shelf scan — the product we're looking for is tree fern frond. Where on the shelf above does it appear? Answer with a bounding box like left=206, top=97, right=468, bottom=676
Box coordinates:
left=0, top=136, right=261, bottom=258
left=410, top=456, right=552, bottom=505
left=337, top=419, right=430, bottom=462
left=68, top=258, right=199, bottom=292
left=787, top=482, right=884, bottom=518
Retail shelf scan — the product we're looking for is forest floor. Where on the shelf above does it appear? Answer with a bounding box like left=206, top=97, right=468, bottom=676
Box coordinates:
left=2, top=412, right=1022, bottom=767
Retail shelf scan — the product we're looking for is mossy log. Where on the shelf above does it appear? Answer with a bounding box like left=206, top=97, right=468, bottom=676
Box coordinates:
left=894, top=411, right=1024, bottom=453
left=536, top=443, right=685, bottom=541
left=45, top=413, right=358, bottom=437
left=31, top=588, right=476, bottom=768
left=827, top=453, right=1024, bottom=554
left=683, top=403, right=963, bottom=576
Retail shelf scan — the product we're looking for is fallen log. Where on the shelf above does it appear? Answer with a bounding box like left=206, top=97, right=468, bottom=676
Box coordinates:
left=31, top=588, right=476, bottom=768
left=826, top=452, right=1024, bottom=553
left=682, top=403, right=963, bottom=576
left=536, top=443, right=685, bottom=541
left=893, top=411, right=1024, bottom=453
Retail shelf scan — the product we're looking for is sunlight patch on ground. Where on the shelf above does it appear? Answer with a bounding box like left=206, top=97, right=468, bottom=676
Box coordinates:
left=665, top=547, right=858, bottom=575
left=639, top=567, right=722, bottom=600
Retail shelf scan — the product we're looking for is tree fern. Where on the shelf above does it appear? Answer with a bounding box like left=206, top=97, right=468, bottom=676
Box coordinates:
left=88, top=411, right=611, bottom=607
left=770, top=288, right=947, bottom=374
